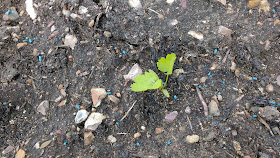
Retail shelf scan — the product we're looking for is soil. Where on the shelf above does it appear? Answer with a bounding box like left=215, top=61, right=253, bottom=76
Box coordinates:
left=1, top=0, right=280, bottom=157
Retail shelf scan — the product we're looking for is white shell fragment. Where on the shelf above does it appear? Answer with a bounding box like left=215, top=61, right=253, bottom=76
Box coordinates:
left=25, top=0, right=37, bottom=20
left=123, top=63, right=143, bottom=80
left=166, top=0, right=175, bottom=4
left=186, top=135, right=200, bottom=143
left=75, top=110, right=89, bottom=124
left=91, top=88, right=107, bottom=107
left=107, top=135, right=117, bottom=143
left=37, top=100, right=49, bottom=115
left=64, top=34, right=78, bottom=50
left=78, top=6, right=88, bottom=14
left=85, top=112, right=106, bottom=131
left=129, top=0, right=142, bottom=9
left=188, top=31, right=204, bottom=41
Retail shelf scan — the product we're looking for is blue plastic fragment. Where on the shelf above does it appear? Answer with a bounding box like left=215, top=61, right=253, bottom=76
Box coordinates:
left=26, top=37, right=28, bottom=40
left=222, top=81, right=225, bottom=85
left=269, top=101, right=275, bottom=105
left=35, top=37, right=38, bottom=39
left=3, top=102, right=7, bottom=105
left=243, top=9, right=246, bottom=12
left=204, top=85, right=207, bottom=88
left=63, top=142, right=67, bottom=145
left=229, top=85, right=231, bottom=87
left=253, top=114, right=257, bottom=118
left=7, top=10, right=11, bottom=15
left=174, top=95, right=177, bottom=99
left=272, top=9, right=276, bottom=13
left=58, top=37, right=62, bottom=40
left=277, top=103, right=280, bottom=107
left=107, top=92, right=111, bottom=95
left=116, top=122, right=120, bottom=125
left=29, top=39, right=32, bottom=43
left=33, top=38, right=36, bottom=40
left=223, top=89, right=225, bottom=91
left=136, top=142, right=140, bottom=146
left=163, top=82, right=165, bottom=85
left=166, top=140, right=171, bottom=146
left=23, top=40, right=27, bottom=42
left=206, top=116, right=211, bottom=120
left=218, top=92, right=221, bottom=95
left=39, top=56, right=42, bottom=61
left=122, top=50, right=126, bottom=54
left=198, top=85, right=201, bottom=88
left=76, top=104, right=80, bottom=110
left=213, top=93, right=216, bottom=95
left=214, top=49, right=217, bottom=54
left=252, top=77, right=257, bottom=81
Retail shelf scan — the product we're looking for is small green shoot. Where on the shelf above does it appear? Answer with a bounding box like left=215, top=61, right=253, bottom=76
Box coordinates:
left=130, top=53, right=176, bottom=97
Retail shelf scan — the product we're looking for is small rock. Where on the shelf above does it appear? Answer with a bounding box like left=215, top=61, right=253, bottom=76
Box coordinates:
left=209, top=96, right=220, bottom=116
left=129, top=0, right=142, bottom=9
left=3, top=7, right=19, bottom=21
left=259, top=106, right=280, bottom=120
left=62, top=9, right=71, bottom=17
left=232, top=141, right=243, bottom=156
left=33, top=142, right=40, bottom=149
left=70, top=13, right=78, bottom=19
left=218, top=26, right=232, bottom=36
left=247, top=0, right=261, bottom=8
left=37, top=100, right=49, bottom=115
left=204, top=129, right=218, bottom=141
left=56, top=130, right=62, bottom=135
left=88, top=20, right=94, bottom=27
left=84, top=131, right=94, bottom=145
left=107, top=135, right=117, bottom=143
left=15, top=149, right=25, bottom=158
left=58, top=99, right=66, bottom=107
left=188, top=31, right=203, bottom=41
left=272, top=127, right=280, bottom=135
left=185, top=106, right=191, bottom=114
left=155, top=128, right=164, bottom=134
left=54, top=96, right=62, bottom=102
left=277, top=75, right=280, bottom=86
left=103, top=31, right=112, bottom=38
left=78, top=6, right=88, bottom=14
left=265, top=84, right=274, bottom=92
left=217, top=95, right=223, bottom=101
left=85, top=112, right=106, bottom=131
left=25, top=0, right=37, bottom=19
left=141, top=126, right=146, bottom=130
left=60, top=89, right=67, bottom=97
left=2, top=145, right=14, bottom=155
left=173, top=68, right=185, bottom=78
left=108, top=95, right=120, bottom=104
left=64, top=34, right=77, bottom=50
left=216, top=0, right=226, bottom=5
left=123, top=63, right=143, bottom=81
left=232, top=130, right=238, bottom=136
left=164, top=111, right=178, bottom=123
left=134, top=132, right=141, bottom=138
left=186, top=135, right=200, bottom=143
left=274, top=19, right=280, bottom=26
left=17, top=43, right=27, bottom=49
left=75, top=109, right=89, bottom=124
left=91, top=88, right=107, bottom=107
left=200, top=76, right=208, bottom=83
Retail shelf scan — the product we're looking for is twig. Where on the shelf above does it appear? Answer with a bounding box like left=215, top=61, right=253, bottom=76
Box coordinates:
left=196, top=86, right=208, bottom=116
left=120, top=101, right=137, bottom=121
left=186, top=115, right=193, bottom=131
left=222, top=49, right=230, bottom=65
left=117, top=133, right=128, bottom=135
left=257, top=115, right=274, bottom=136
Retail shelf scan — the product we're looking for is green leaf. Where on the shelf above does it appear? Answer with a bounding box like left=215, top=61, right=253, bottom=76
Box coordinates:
left=157, top=53, right=176, bottom=75
left=131, top=69, right=163, bottom=92
left=162, top=89, right=170, bottom=97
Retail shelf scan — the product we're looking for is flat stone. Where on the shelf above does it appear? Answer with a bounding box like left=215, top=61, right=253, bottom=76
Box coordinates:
left=37, top=100, right=49, bottom=115
left=3, top=7, right=19, bottom=21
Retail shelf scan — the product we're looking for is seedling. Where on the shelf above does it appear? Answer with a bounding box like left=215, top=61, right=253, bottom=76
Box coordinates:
left=131, top=53, right=176, bottom=97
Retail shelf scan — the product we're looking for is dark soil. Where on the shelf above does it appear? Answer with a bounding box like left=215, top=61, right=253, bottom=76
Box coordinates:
left=1, top=0, right=280, bottom=157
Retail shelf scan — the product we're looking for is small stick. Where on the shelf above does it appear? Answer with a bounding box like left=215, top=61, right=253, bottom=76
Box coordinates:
left=186, top=115, right=193, bottom=131
left=147, top=8, right=160, bottom=15
left=117, top=133, right=128, bottom=135
left=222, top=49, right=230, bottom=64
left=120, top=101, right=137, bottom=121
left=257, top=115, right=274, bottom=136
left=196, top=86, right=208, bottom=116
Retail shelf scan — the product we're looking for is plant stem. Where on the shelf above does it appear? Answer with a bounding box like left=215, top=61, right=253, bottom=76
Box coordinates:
left=162, top=75, right=169, bottom=89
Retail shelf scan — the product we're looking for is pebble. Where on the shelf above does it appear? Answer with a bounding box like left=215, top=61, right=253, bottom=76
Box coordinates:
left=200, top=76, right=208, bottom=83
left=84, top=132, right=94, bottom=145
left=173, top=69, right=185, bottom=78
left=272, top=127, right=280, bottom=135
left=88, top=20, right=94, bottom=27
left=64, top=34, right=77, bottom=50
left=134, top=132, right=141, bottom=138
left=3, top=7, right=19, bottom=21
left=37, top=100, right=49, bottom=115
left=141, top=126, right=146, bottom=131
left=60, top=89, right=67, bottom=97
left=75, top=109, right=89, bottom=124
left=232, top=130, right=238, bottom=136
left=85, top=112, right=106, bottom=131
left=265, top=84, right=274, bottom=92
left=108, top=95, right=120, bottom=104
left=277, top=75, right=280, bottom=86
left=58, top=99, right=66, bottom=107
left=17, top=43, right=28, bottom=49
left=2, top=145, right=14, bottom=155
left=218, top=26, right=232, bottom=36
left=209, top=96, right=220, bottom=116
left=188, top=31, right=203, bottom=41
left=123, top=63, right=143, bottom=81
left=91, top=87, right=107, bottom=107
left=217, top=95, right=223, bottom=101
left=164, top=111, right=178, bottom=122
left=78, top=6, right=88, bottom=14
left=155, top=127, right=164, bottom=134
left=15, top=149, right=25, bottom=158
left=103, top=31, right=112, bottom=38
left=259, top=106, right=280, bottom=120
left=107, top=135, right=117, bottom=143
left=185, top=106, right=191, bottom=114
left=186, top=135, right=200, bottom=143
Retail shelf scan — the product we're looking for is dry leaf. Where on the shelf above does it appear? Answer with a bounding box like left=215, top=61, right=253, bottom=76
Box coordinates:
left=40, top=140, right=52, bottom=149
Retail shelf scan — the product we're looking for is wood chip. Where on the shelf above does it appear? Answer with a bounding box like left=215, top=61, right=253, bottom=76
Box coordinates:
left=40, top=140, right=52, bottom=149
